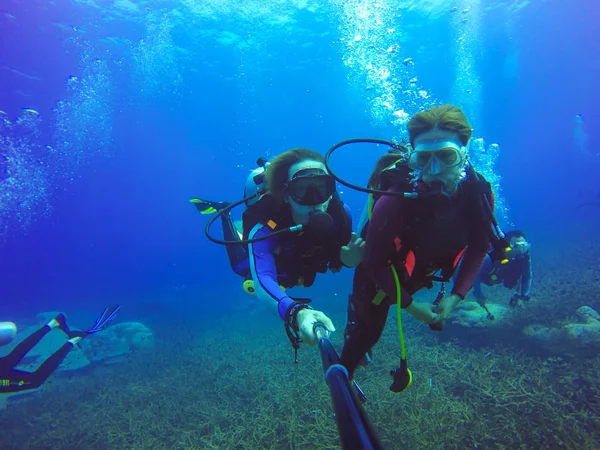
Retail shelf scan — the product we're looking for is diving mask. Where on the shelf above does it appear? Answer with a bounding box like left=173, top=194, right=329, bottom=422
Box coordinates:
left=508, top=239, right=531, bottom=257
left=408, top=140, right=465, bottom=172
left=285, top=169, right=336, bottom=206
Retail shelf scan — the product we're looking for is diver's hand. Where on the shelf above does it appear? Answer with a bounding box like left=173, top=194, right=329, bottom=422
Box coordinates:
left=405, top=302, right=439, bottom=324
left=340, top=232, right=366, bottom=268
left=0, top=321, right=17, bottom=346
left=432, top=293, right=462, bottom=323
left=295, top=309, right=335, bottom=346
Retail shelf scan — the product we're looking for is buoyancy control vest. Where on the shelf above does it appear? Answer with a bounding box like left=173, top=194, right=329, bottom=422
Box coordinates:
left=364, top=159, right=493, bottom=292
left=242, top=192, right=352, bottom=288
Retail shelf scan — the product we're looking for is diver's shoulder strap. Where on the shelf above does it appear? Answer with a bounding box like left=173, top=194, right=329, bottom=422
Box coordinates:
left=467, top=166, right=492, bottom=197
left=241, top=193, right=289, bottom=240
left=465, top=164, right=510, bottom=263
left=465, top=165, right=493, bottom=222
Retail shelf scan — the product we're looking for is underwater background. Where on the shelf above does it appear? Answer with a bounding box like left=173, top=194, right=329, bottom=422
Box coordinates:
left=1, top=0, right=599, bottom=448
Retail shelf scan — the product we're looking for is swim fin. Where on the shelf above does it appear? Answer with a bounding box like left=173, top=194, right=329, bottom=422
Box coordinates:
left=86, top=305, right=121, bottom=334
left=189, top=198, right=230, bottom=215
left=67, top=305, right=121, bottom=339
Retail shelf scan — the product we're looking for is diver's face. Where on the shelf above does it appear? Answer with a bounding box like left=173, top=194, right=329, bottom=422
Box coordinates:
left=286, top=160, right=332, bottom=225
left=412, top=129, right=467, bottom=195
left=509, top=237, right=530, bottom=258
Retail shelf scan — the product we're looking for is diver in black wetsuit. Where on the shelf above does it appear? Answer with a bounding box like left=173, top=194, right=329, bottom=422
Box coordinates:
left=0, top=305, right=120, bottom=393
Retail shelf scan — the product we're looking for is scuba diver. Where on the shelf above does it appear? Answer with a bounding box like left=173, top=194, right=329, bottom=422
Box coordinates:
left=191, top=148, right=364, bottom=359
left=0, top=305, right=121, bottom=393
left=336, top=105, right=502, bottom=389
left=470, top=230, right=533, bottom=307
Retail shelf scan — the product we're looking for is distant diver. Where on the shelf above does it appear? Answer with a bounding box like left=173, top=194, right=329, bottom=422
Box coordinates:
left=574, top=113, right=597, bottom=156
left=468, top=230, right=533, bottom=308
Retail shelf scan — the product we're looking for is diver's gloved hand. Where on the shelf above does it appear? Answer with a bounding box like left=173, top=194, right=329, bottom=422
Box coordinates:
left=0, top=321, right=17, bottom=346
left=340, top=232, right=366, bottom=268
left=295, top=309, right=335, bottom=346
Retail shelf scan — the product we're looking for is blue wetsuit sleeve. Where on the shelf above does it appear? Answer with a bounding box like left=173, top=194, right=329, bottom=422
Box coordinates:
left=472, top=274, right=484, bottom=300
left=356, top=197, right=370, bottom=237
left=520, top=255, right=533, bottom=297
left=454, top=254, right=489, bottom=300
left=248, top=224, right=295, bottom=320
left=343, top=203, right=353, bottom=229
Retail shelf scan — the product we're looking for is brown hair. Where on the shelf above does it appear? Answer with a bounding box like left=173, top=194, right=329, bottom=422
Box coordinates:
left=367, top=146, right=409, bottom=189
left=407, top=104, right=472, bottom=147
left=265, top=148, right=326, bottom=204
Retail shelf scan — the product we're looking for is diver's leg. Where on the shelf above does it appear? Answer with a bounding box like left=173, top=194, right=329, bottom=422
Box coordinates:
left=344, top=294, right=372, bottom=367
left=23, top=305, right=120, bottom=388
left=0, top=315, right=67, bottom=368
left=220, top=212, right=248, bottom=272
left=341, top=267, right=391, bottom=379
left=191, top=197, right=249, bottom=275
left=2, top=313, right=76, bottom=369
left=341, top=298, right=390, bottom=379
left=0, top=369, right=38, bottom=393
left=26, top=337, right=82, bottom=388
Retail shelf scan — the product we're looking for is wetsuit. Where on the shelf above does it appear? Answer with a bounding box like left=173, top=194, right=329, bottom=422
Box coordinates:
left=341, top=180, right=493, bottom=378
left=247, top=203, right=352, bottom=321
left=0, top=324, right=76, bottom=393
left=219, top=211, right=250, bottom=277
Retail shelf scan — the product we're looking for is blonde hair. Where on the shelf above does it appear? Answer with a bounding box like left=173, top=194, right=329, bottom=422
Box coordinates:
left=367, top=146, right=409, bottom=189
left=408, top=104, right=472, bottom=147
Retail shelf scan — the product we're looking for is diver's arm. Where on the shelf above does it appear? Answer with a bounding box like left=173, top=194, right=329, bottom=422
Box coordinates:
left=248, top=224, right=295, bottom=320
left=343, top=203, right=353, bottom=226
left=520, top=255, right=533, bottom=298
left=453, top=193, right=495, bottom=298
left=471, top=255, right=491, bottom=300
left=452, top=237, right=488, bottom=298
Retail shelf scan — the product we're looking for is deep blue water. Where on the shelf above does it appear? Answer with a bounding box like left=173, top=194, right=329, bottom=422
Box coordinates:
left=0, top=0, right=598, bottom=326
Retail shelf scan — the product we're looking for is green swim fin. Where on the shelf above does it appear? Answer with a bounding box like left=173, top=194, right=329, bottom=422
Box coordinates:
left=189, top=198, right=229, bottom=215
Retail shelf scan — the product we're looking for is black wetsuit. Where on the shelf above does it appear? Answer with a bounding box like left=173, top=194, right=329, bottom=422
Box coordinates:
left=0, top=324, right=76, bottom=393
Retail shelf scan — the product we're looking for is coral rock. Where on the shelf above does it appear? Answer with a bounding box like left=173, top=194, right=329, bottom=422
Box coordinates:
left=524, top=306, right=600, bottom=350
left=451, top=301, right=511, bottom=328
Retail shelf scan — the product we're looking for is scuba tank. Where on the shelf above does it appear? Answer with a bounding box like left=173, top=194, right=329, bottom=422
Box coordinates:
left=243, top=157, right=269, bottom=207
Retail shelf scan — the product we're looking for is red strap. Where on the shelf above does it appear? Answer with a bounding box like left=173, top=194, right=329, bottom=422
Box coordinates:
left=393, top=237, right=415, bottom=277
left=404, top=250, right=415, bottom=277
left=393, top=237, right=402, bottom=252
left=453, top=247, right=467, bottom=269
